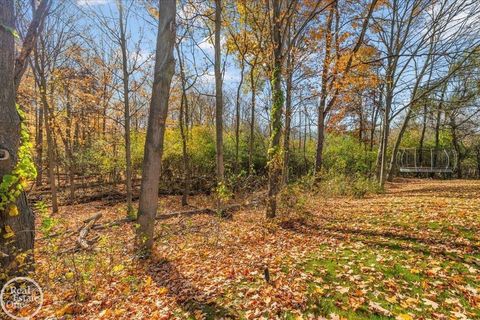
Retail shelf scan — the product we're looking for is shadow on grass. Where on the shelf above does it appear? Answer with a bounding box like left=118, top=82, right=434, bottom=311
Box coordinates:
left=146, top=257, right=237, bottom=319
left=279, top=218, right=480, bottom=266
left=392, top=183, right=480, bottom=199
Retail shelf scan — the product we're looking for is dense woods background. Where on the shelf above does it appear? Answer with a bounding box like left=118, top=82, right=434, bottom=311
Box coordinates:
left=13, top=0, right=480, bottom=203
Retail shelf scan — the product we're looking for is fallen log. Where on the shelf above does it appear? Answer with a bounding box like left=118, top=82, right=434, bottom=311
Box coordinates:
left=77, top=213, right=102, bottom=250
left=38, top=213, right=107, bottom=241
left=155, top=207, right=214, bottom=220
left=92, top=217, right=132, bottom=231
left=155, top=203, right=246, bottom=220
left=59, top=213, right=103, bottom=254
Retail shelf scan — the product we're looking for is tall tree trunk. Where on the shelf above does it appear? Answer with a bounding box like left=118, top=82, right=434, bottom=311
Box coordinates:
left=450, top=116, right=462, bottom=179
left=248, top=64, right=256, bottom=175
left=42, top=88, right=58, bottom=213
left=370, top=88, right=380, bottom=152
left=179, top=93, right=190, bottom=206
left=118, top=0, right=133, bottom=216
left=374, top=86, right=385, bottom=179
left=266, top=0, right=283, bottom=218
left=314, top=6, right=334, bottom=175
left=475, top=146, right=480, bottom=179
left=298, top=108, right=302, bottom=151
left=418, top=104, right=428, bottom=166
left=431, top=88, right=445, bottom=177
left=387, top=107, right=412, bottom=181
left=35, top=97, right=44, bottom=186
left=66, top=120, right=75, bottom=200
left=378, top=87, right=392, bottom=187
left=64, top=89, right=75, bottom=201
left=33, top=47, right=59, bottom=213
left=112, top=124, right=118, bottom=185
left=282, top=50, right=293, bottom=184
left=102, top=72, right=108, bottom=138
left=358, top=97, right=364, bottom=143
left=377, top=0, right=397, bottom=187
left=33, top=33, right=58, bottom=213
left=235, top=61, right=245, bottom=174
left=175, top=44, right=190, bottom=206
left=315, top=108, right=326, bottom=175
left=433, top=108, right=441, bottom=154
left=375, top=116, right=384, bottom=179
left=303, top=108, right=308, bottom=172
left=214, top=0, right=224, bottom=185
left=135, top=0, right=176, bottom=257
left=0, top=0, right=35, bottom=279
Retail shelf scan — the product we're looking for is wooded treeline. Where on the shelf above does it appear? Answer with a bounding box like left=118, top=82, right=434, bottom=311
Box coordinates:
left=1, top=0, right=480, bottom=271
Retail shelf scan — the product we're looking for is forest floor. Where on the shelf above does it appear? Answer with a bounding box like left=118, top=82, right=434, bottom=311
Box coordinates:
left=31, top=179, right=480, bottom=320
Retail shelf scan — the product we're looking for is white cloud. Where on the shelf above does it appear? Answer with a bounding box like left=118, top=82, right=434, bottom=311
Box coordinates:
left=197, top=36, right=215, bottom=56
left=197, top=35, right=228, bottom=56
left=198, top=69, right=242, bottom=89
left=129, top=49, right=153, bottom=66
left=426, top=1, right=480, bottom=41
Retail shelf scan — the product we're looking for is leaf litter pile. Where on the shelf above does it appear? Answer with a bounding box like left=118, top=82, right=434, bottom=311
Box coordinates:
left=33, top=179, right=479, bottom=319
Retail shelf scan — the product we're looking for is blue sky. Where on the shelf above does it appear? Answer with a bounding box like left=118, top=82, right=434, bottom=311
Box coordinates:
left=73, top=0, right=480, bottom=133
left=76, top=0, right=242, bottom=92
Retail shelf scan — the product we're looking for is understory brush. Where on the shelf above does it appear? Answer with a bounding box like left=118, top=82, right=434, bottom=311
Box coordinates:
left=278, top=170, right=382, bottom=223
left=318, top=171, right=383, bottom=198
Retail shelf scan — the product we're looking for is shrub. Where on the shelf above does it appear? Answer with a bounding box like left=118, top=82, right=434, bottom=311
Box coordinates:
left=322, top=134, right=377, bottom=176
left=318, top=170, right=382, bottom=198
left=277, top=181, right=311, bottom=220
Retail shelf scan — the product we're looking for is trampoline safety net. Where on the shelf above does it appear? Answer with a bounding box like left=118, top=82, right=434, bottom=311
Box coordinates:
left=396, top=148, right=456, bottom=173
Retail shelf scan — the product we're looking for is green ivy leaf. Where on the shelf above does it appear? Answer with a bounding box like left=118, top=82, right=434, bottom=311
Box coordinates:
left=3, top=225, right=15, bottom=239
left=0, top=104, right=37, bottom=211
